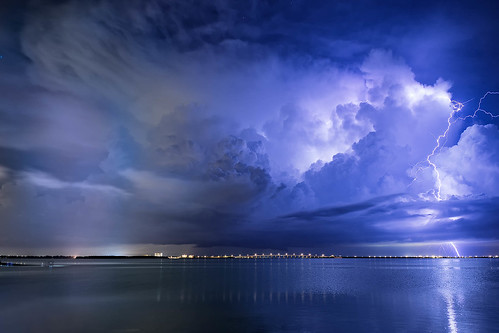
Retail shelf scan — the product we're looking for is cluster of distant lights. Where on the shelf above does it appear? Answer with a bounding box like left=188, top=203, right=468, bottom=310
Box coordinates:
left=3, top=254, right=499, bottom=260
left=150, top=253, right=499, bottom=259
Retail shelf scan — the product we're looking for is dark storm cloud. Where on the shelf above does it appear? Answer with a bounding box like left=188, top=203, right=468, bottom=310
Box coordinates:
left=191, top=195, right=499, bottom=250
left=0, top=146, right=106, bottom=182
left=1, top=0, right=498, bottom=254
left=282, top=199, right=379, bottom=220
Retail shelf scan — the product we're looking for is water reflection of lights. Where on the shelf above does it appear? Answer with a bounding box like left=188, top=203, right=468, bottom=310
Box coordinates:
left=444, top=292, right=458, bottom=333
left=155, top=289, right=336, bottom=305
left=439, top=259, right=463, bottom=333
left=156, top=258, right=164, bottom=302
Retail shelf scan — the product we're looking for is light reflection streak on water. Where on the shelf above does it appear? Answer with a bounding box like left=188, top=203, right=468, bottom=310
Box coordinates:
left=444, top=292, right=458, bottom=333
left=156, top=258, right=163, bottom=302
left=439, top=259, right=462, bottom=333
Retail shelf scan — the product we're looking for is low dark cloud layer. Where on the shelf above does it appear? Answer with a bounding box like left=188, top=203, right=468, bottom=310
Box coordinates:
left=1, top=0, right=498, bottom=255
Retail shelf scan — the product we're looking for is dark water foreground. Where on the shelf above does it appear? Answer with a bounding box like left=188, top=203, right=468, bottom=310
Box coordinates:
left=0, top=258, right=497, bottom=332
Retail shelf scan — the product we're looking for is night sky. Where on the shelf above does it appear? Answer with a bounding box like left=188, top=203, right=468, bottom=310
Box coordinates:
left=1, top=0, right=499, bottom=256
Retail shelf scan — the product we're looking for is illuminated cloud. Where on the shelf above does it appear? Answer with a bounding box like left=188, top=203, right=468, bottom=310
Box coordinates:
left=0, top=0, right=498, bottom=254
left=435, top=124, right=499, bottom=198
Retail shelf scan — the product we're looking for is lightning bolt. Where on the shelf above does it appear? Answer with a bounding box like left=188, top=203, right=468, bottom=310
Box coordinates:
left=413, top=91, right=499, bottom=258
left=449, top=242, right=460, bottom=257
left=417, top=91, right=499, bottom=201
left=425, top=100, right=465, bottom=200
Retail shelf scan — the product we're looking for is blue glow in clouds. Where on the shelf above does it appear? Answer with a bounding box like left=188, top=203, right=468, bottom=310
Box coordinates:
left=421, top=92, right=499, bottom=201
left=0, top=1, right=498, bottom=256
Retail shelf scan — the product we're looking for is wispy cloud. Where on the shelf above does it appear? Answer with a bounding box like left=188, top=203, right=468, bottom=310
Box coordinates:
left=23, top=170, right=129, bottom=196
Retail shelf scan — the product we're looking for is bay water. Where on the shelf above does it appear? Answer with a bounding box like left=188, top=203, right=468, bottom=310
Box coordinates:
left=0, top=258, right=497, bottom=332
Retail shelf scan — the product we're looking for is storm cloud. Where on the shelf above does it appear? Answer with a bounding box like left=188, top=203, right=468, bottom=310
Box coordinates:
left=1, top=0, right=498, bottom=255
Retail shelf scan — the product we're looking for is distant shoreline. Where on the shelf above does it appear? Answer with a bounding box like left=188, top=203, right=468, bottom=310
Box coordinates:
left=2, top=255, right=498, bottom=260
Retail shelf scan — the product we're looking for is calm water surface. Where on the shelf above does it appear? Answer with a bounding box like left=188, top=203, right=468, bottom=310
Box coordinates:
left=0, top=258, right=497, bottom=332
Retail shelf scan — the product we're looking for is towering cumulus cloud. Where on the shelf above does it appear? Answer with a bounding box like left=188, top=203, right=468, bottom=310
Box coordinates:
left=0, top=0, right=498, bottom=255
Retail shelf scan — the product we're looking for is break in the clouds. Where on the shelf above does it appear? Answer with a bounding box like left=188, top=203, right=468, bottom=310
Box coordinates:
left=1, top=0, right=498, bottom=255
